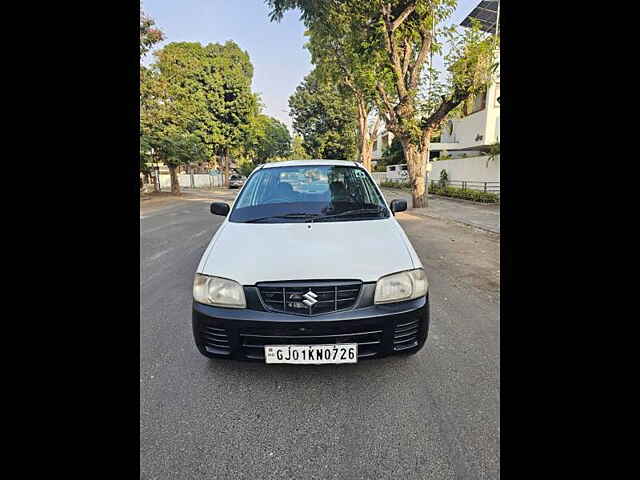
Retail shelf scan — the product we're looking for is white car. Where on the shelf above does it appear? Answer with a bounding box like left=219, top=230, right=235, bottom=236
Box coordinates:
left=193, top=160, right=429, bottom=364
left=229, top=174, right=245, bottom=189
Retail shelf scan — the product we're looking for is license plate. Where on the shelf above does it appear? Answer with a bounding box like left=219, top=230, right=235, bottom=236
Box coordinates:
left=264, top=344, right=358, bottom=364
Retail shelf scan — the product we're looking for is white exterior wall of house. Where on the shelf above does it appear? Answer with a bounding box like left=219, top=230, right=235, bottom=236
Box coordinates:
left=439, top=50, right=500, bottom=154
left=430, top=155, right=500, bottom=184
left=442, top=109, right=489, bottom=147
left=372, top=131, right=394, bottom=160
left=484, top=60, right=500, bottom=144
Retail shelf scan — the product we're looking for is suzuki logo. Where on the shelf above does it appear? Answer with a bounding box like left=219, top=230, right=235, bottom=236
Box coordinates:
left=302, top=290, right=318, bottom=307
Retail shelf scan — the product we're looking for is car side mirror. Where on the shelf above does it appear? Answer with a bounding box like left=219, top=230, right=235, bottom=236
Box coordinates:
left=210, top=202, right=230, bottom=216
left=390, top=199, right=407, bottom=215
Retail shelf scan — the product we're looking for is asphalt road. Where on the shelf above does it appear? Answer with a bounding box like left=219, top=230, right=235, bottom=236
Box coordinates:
left=140, top=191, right=500, bottom=480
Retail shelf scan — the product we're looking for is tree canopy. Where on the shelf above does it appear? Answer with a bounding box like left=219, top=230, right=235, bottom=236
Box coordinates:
left=140, top=10, right=164, bottom=59
left=233, top=114, right=293, bottom=174
left=302, top=4, right=384, bottom=170
left=140, top=40, right=259, bottom=191
left=267, top=0, right=498, bottom=208
left=145, top=41, right=257, bottom=161
left=288, top=69, right=357, bottom=160
left=245, top=114, right=292, bottom=164
left=290, top=134, right=311, bottom=159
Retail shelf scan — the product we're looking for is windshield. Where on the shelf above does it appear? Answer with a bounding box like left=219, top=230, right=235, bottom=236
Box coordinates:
left=229, top=165, right=389, bottom=223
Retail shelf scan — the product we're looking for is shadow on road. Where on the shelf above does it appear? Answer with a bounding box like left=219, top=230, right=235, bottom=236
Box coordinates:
left=202, top=351, right=417, bottom=377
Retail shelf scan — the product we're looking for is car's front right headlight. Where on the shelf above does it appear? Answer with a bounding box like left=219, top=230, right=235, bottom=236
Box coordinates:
left=193, top=274, right=246, bottom=308
left=374, top=268, right=428, bottom=304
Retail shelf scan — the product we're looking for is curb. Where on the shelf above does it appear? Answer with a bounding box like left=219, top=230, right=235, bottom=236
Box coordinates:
left=406, top=210, right=500, bottom=234
left=428, top=193, right=500, bottom=207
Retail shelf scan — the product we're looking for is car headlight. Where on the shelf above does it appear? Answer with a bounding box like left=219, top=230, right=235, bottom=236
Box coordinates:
left=374, top=268, right=428, bottom=304
left=193, top=274, right=246, bottom=308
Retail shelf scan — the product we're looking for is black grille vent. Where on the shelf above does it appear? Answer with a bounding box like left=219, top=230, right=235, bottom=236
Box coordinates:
left=258, top=281, right=361, bottom=316
left=393, top=319, right=420, bottom=351
left=239, top=325, right=382, bottom=360
left=199, top=325, right=231, bottom=355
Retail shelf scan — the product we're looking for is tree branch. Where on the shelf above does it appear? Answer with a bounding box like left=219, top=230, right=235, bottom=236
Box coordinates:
left=409, top=31, right=432, bottom=90
left=381, top=4, right=407, bottom=98
left=370, top=114, right=382, bottom=138
left=402, top=40, right=413, bottom=79
left=356, top=95, right=367, bottom=137
left=343, top=74, right=356, bottom=92
left=376, top=82, right=396, bottom=125
left=423, top=90, right=469, bottom=134
left=391, top=3, right=416, bottom=31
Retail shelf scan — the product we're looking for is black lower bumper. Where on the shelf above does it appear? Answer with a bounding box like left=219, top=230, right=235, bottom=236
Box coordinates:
left=192, top=294, right=429, bottom=361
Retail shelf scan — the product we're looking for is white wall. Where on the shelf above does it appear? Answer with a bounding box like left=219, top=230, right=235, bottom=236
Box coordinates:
left=372, top=156, right=499, bottom=187
left=429, top=155, right=500, bottom=183
left=440, top=54, right=500, bottom=150
left=370, top=172, right=390, bottom=185
left=372, top=131, right=394, bottom=160
left=484, top=82, right=500, bottom=144
left=158, top=174, right=224, bottom=189
left=443, top=109, right=489, bottom=149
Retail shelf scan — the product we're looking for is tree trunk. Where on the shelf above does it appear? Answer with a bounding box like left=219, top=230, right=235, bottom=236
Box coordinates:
left=356, top=99, right=368, bottom=170
left=223, top=151, right=230, bottom=188
left=358, top=123, right=373, bottom=171
left=356, top=103, right=380, bottom=172
left=399, top=137, right=428, bottom=208
left=361, top=143, right=373, bottom=172
left=169, top=164, right=181, bottom=195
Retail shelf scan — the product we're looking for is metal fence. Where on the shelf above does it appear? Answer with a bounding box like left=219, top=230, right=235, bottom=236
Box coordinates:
left=373, top=171, right=500, bottom=195
left=432, top=180, right=501, bottom=194
left=371, top=172, right=410, bottom=186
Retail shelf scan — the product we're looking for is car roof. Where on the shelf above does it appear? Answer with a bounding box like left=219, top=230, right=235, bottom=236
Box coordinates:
left=259, top=159, right=360, bottom=169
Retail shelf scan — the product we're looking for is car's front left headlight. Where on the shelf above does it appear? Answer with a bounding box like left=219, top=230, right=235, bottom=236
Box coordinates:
left=374, top=268, right=428, bottom=304
left=193, top=274, right=246, bottom=308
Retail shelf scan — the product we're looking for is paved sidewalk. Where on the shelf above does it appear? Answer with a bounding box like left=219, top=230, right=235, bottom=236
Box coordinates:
left=381, top=188, right=500, bottom=233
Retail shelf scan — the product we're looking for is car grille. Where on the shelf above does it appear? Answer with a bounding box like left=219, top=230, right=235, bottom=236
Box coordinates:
left=393, top=319, right=420, bottom=351
left=239, top=324, right=383, bottom=360
left=257, top=281, right=362, bottom=316
left=199, top=325, right=232, bottom=355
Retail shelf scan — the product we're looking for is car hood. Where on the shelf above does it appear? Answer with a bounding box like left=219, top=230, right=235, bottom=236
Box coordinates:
left=199, top=218, right=416, bottom=284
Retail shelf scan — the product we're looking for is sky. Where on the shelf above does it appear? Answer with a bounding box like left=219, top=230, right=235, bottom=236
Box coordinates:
left=142, top=0, right=482, bottom=132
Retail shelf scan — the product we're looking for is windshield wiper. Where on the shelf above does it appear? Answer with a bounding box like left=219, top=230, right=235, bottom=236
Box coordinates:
left=244, top=213, right=320, bottom=223
left=316, top=207, right=387, bottom=221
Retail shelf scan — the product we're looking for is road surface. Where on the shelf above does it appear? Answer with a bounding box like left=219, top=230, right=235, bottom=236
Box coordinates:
left=140, top=191, right=500, bottom=479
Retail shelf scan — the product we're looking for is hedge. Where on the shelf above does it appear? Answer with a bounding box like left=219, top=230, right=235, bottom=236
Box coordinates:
left=429, top=184, right=499, bottom=203
left=379, top=180, right=499, bottom=203
left=380, top=180, right=410, bottom=190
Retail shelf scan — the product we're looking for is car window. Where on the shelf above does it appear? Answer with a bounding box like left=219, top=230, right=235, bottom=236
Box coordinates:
left=230, top=165, right=389, bottom=223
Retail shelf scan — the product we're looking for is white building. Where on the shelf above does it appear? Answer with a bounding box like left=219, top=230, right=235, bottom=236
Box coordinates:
left=372, top=0, right=499, bottom=163
left=371, top=131, right=393, bottom=164
left=441, top=1, right=499, bottom=158
left=438, top=62, right=499, bottom=158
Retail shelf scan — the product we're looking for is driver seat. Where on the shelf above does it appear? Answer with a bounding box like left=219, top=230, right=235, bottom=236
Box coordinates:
left=329, top=181, right=350, bottom=202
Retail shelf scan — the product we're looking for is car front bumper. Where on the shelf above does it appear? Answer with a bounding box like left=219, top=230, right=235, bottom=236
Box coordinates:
left=192, top=293, right=429, bottom=361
